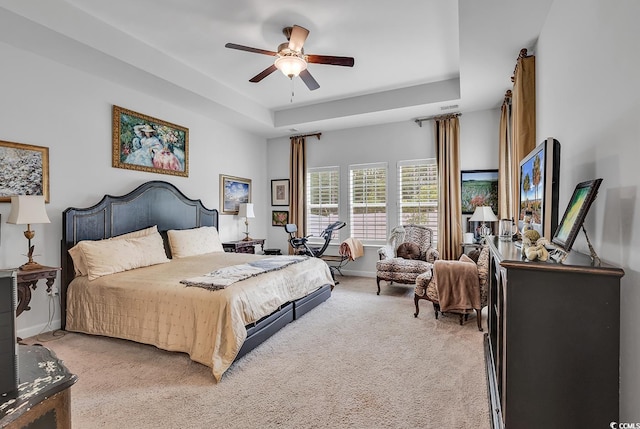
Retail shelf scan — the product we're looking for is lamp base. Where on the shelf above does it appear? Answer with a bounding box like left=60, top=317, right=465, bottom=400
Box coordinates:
left=241, top=234, right=253, bottom=242
left=19, top=261, right=46, bottom=271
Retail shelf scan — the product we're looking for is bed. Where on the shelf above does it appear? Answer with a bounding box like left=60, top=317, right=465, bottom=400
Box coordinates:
left=60, top=180, right=333, bottom=381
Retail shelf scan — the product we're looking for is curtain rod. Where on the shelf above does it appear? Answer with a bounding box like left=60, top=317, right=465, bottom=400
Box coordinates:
left=289, top=132, right=322, bottom=140
left=414, top=112, right=461, bottom=127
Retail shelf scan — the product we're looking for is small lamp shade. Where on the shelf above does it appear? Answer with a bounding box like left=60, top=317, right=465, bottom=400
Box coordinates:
left=469, top=206, right=497, bottom=242
left=469, top=206, right=498, bottom=223
left=7, top=195, right=50, bottom=225
left=7, top=195, right=50, bottom=270
left=238, top=203, right=255, bottom=218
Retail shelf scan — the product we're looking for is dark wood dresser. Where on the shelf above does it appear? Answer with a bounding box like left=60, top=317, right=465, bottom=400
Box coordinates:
left=1, top=345, right=77, bottom=429
left=485, top=237, right=624, bottom=429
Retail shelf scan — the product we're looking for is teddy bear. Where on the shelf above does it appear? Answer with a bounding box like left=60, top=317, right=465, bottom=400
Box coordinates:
left=521, top=229, right=550, bottom=262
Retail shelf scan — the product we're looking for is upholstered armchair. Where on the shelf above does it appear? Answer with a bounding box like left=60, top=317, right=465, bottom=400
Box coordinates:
left=376, top=224, right=439, bottom=295
left=413, top=246, right=490, bottom=331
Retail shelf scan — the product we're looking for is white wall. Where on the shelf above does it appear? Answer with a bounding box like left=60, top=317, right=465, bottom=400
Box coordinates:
left=266, top=110, right=500, bottom=276
left=0, top=42, right=267, bottom=339
left=536, top=0, right=640, bottom=419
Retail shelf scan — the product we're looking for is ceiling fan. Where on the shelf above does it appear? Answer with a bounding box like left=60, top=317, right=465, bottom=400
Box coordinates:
left=225, top=25, right=355, bottom=91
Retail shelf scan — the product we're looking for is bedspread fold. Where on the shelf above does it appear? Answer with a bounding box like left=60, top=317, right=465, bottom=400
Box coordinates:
left=180, top=255, right=309, bottom=289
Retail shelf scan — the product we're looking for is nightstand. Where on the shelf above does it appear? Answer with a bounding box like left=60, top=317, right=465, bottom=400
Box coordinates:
left=222, top=239, right=265, bottom=254
left=461, top=242, right=483, bottom=256
left=15, top=266, right=61, bottom=317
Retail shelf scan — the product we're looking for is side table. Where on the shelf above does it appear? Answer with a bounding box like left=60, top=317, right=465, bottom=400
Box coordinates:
left=15, top=266, right=61, bottom=317
left=461, top=242, right=482, bottom=256
left=222, top=239, right=265, bottom=254
left=0, top=344, right=78, bottom=428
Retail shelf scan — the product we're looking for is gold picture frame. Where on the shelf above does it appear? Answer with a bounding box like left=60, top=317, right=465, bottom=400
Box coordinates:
left=0, top=140, right=50, bottom=203
left=220, top=174, right=251, bottom=215
left=112, top=105, right=189, bottom=177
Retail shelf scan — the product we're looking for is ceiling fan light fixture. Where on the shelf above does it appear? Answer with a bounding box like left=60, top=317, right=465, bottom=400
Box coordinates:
left=274, top=55, right=307, bottom=78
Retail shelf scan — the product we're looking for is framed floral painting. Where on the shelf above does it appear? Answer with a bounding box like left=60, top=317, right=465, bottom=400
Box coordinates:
left=112, top=105, right=188, bottom=177
left=272, top=210, right=289, bottom=227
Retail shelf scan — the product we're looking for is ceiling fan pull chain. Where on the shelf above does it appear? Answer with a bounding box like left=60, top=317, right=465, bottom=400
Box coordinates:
left=290, top=77, right=295, bottom=103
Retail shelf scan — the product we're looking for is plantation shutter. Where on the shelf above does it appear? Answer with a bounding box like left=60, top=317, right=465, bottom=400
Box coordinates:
left=306, top=166, right=340, bottom=238
left=349, top=162, right=387, bottom=241
left=397, top=159, right=438, bottom=243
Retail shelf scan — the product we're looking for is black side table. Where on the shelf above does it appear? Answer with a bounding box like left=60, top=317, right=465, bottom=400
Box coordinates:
left=0, top=344, right=78, bottom=428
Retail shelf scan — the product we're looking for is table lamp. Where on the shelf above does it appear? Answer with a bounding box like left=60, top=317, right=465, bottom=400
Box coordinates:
left=238, top=203, right=255, bottom=241
left=469, top=206, right=498, bottom=243
left=7, top=195, right=51, bottom=270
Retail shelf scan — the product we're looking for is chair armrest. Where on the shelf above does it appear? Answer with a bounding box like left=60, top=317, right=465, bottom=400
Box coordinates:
left=425, top=248, right=439, bottom=263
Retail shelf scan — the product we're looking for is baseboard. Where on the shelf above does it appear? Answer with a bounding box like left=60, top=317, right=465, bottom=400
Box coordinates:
left=17, top=319, right=61, bottom=340
left=337, top=269, right=375, bottom=278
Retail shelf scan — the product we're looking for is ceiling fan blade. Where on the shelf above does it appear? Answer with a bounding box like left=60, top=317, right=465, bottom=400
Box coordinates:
left=307, top=54, right=355, bottom=67
left=299, top=69, right=320, bottom=91
left=225, top=43, right=277, bottom=56
left=249, top=64, right=278, bottom=83
left=288, top=25, right=309, bottom=52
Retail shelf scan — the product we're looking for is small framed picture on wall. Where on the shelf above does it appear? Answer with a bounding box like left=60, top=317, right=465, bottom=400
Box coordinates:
left=272, top=210, right=289, bottom=227
left=271, top=179, right=290, bottom=206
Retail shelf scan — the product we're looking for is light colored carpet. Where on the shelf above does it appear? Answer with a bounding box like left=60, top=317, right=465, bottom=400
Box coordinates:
left=28, top=276, right=490, bottom=429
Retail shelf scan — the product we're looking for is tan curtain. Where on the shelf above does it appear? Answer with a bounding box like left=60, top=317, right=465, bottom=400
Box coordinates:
left=434, top=114, right=462, bottom=260
left=498, top=90, right=513, bottom=220
left=510, top=49, right=536, bottom=219
left=289, top=136, right=306, bottom=254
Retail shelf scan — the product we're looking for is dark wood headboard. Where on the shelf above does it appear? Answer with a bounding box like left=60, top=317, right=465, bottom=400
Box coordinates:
left=60, top=180, right=218, bottom=329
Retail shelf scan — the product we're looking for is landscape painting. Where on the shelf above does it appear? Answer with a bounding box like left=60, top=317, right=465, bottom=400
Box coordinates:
left=461, top=170, right=498, bottom=214
left=220, top=174, right=251, bottom=215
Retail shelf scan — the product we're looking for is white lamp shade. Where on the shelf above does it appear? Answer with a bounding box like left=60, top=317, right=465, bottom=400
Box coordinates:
left=238, top=203, right=255, bottom=218
left=7, top=195, right=51, bottom=225
left=469, top=206, right=498, bottom=222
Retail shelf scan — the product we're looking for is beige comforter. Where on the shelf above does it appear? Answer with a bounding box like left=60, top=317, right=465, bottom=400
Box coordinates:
left=66, top=252, right=334, bottom=381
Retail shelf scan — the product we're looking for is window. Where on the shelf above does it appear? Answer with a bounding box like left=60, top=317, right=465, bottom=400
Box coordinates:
left=307, top=166, right=340, bottom=238
left=397, top=159, right=438, bottom=243
left=349, top=163, right=387, bottom=241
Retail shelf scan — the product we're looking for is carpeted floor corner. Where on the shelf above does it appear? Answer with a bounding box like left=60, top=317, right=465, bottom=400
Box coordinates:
left=27, top=275, right=490, bottom=429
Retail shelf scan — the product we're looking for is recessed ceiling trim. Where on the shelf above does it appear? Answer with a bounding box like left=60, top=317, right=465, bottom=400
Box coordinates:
left=274, top=78, right=461, bottom=128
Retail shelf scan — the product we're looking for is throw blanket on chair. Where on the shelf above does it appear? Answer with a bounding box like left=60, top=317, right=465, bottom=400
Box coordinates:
left=339, top=238, right=364, bottom=261
left=181, top=256, right=309, bottom=290
left=433, top=257, right=481, bottom=313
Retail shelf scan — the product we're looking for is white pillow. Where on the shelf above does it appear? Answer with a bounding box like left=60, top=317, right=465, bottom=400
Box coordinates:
left=68, top=225, right=159, bottom=277
left=167, top=226, right=224, bottom=258
left=77, top=231, right=169, bottom=281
